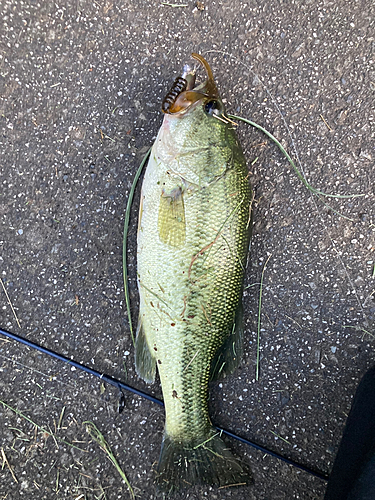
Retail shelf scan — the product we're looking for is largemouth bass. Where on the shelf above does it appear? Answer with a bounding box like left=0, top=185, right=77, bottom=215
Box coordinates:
left=136, top=53, right=253, bottom=493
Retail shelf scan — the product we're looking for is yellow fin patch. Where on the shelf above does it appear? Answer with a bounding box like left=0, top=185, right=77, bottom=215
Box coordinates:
left=158, top=187, right=186, bottom=247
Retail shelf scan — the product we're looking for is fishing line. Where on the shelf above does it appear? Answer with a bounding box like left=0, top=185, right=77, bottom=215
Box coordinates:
left=205, top=49, right=366, bottom=316
left=0, top=326, right=329, bottom=482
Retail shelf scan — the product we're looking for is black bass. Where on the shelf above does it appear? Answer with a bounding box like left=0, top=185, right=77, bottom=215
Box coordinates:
left=136, top=53, right=252, bottom=493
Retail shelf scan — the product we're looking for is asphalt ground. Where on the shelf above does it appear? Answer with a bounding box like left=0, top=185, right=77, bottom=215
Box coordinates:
left=0, top=1, right=374, bottom=499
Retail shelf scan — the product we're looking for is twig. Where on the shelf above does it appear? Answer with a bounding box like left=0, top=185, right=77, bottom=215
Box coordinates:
left=58, top=406, right=66, bottom=430
left=218, top=482, right=248, bottom=489
left=284, top=314, right=302, bottom=329
left=256, top=254, right=272, bottom=381
left=1, top=447, right=18, bottom=483
left=161, top=2, right=188, bottom=6
left=182, top=350, right=200, bottom=373
left=244, top=282, right=261, bottom=290
left=270, top=430, right=291, bottom=445
left=0, top=399, right=86, bottom=452
left=84, top=421, right=134, bottom=499
left=343, top=325, right=375, bottom=339
left=319, top=114, right=333, bottom=131
left=0, top=278, right=21, bottom=328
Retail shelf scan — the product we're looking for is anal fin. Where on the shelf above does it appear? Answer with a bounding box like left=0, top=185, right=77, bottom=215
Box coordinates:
left=210, top=301, right=244, bottom=381
left=135, top=319, right=156, bottom=384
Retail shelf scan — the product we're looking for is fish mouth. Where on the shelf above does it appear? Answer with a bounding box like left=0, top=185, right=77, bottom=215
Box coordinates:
left=162, top=53, right=220, bottom=115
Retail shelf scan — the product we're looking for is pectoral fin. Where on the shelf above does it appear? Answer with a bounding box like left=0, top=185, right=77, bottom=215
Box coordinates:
left=158, top=187, right=186, bottom=247
left=210, top=301, right=244, bottom=381
left=135, top=319, right=156, bottom=384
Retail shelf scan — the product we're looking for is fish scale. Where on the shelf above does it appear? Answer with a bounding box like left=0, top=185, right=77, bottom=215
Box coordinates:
left=135, top=53, right=253, bottom=494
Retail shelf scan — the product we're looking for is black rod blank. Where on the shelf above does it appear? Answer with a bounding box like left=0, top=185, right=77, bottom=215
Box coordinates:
left=0, top=327, right=329, bottom=481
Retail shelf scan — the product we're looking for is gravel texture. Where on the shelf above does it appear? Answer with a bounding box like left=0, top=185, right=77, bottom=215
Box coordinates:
left=0, top=0, right=374, bottom=499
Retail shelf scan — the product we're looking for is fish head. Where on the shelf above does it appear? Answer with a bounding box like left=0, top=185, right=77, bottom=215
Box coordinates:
left=161, top=53, right=225, bottom=119
left=155, top=54, right=238, bottom=184
left=153, top=54, right=242, bottom=187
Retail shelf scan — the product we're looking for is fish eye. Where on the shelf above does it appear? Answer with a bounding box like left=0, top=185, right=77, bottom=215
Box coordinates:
left=204, top=99, right=221, bottom=115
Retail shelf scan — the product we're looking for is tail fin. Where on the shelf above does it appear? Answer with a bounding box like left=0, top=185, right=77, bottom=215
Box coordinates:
left=156, top=428, right=252, bottom=494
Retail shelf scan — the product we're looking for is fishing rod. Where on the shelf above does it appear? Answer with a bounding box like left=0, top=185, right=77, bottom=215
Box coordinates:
left=0, top=326, right=329, bottom=482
